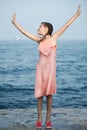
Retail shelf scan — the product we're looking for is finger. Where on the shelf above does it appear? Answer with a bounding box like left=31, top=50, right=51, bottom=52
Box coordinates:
left=12, top=12, right=16, bottom=17
left=78, top=4, right=81, bottom=9
left=14, top=13, right=16, bottom=17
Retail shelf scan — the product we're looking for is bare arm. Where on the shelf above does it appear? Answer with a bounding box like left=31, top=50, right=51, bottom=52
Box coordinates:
left=53, top=5, right=81, bottom=39
left=12, top=13, right=41, bottom=42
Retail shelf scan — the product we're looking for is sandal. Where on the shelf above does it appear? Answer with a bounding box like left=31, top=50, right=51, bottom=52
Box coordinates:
left=46, top=122, right=52, bottom=128
left=36, top=121, right=42, bottom=129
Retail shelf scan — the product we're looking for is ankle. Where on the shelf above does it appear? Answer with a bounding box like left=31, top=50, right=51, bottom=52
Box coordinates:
left=46, top=120, right=51, bottom=123
left=37, top=113, right=42, bottom=122
left=46, top=117, right=51, bottom=123
left=46, top=115, right=51, bottom=122
left=37, top=119, right=42, bottom=122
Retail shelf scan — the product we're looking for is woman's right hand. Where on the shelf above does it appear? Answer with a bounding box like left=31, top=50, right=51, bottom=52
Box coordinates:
left=12, top=13, right=16, bottom=24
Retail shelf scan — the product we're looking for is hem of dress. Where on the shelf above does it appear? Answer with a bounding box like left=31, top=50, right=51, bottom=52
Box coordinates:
left=35, top=92, right=56, bottom=98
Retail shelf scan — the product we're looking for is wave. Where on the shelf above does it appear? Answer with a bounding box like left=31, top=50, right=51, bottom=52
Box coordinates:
left=0, top=67, right=35, bottom=75
left=0, top=83, right=34, bottom=92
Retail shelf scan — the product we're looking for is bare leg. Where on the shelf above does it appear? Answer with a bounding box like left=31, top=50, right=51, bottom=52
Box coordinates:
left=37, top=96, right=43, bottom=122
left=46, top=95, right=52, bottom=123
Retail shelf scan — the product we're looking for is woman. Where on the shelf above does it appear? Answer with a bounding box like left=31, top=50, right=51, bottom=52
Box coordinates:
left=12, top=5, right=81, bottom=129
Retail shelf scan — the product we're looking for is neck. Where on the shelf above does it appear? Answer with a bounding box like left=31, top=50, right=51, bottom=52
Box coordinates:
left=40, top=34, right=51, bottom=42
left=43, top=34, right=51, bottom=39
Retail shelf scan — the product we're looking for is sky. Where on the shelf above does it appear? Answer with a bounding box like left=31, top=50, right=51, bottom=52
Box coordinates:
left=0, top=0, right=87, bottom=40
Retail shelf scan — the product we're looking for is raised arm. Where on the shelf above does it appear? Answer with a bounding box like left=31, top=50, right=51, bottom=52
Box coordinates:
left=53, top=5, right=81, bottom=40
left=12, top=13, right=41, bottom=42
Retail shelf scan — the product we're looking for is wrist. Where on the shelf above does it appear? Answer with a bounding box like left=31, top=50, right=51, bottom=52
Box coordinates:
left=12, top=20, right=16, bottom=25
left=76, top=11, right=80, bottom=17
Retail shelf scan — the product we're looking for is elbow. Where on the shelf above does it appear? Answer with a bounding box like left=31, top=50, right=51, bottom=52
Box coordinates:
left=21, top=30, right=26, bottom=35
left=21, top=30, right=28, bottom=37
left=22, top=31, right=25, bottom=35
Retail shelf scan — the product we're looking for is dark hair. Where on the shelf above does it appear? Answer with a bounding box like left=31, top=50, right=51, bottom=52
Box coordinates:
left=41, top=22, right=53, bottom=35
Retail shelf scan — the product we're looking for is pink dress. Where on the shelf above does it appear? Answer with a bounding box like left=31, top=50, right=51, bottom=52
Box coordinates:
left=35, top=37, right=57, bottom=98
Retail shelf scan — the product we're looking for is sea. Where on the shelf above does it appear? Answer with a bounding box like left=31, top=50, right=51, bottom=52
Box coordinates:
left=0, top=40, right=87, bottom=109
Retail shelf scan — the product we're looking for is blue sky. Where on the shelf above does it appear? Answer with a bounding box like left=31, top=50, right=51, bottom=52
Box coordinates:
left=0, top=0, right=87, bottom=40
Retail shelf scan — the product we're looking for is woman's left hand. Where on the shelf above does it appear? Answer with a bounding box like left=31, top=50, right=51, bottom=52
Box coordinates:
left=77, top=5, right=81, bottom=16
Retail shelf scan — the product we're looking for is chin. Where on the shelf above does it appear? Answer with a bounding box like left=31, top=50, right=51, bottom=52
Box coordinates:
left=38, top=32, right=43, bottom=36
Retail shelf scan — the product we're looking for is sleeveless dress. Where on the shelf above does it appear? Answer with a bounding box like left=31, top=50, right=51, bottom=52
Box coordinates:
left=35, top=37, right=57, bottom=98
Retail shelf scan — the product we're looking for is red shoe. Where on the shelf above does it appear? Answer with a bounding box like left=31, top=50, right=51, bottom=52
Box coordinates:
left=36, top=121, right=42, bottom=129
left=46, top=122, right=52, bottom=128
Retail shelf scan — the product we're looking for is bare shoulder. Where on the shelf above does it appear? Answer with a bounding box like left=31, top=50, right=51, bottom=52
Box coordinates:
left=36, top=36, right=42, bottom=44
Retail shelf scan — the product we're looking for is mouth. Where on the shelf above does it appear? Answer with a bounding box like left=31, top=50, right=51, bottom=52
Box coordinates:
left=38, top=29, right=40, bottom=34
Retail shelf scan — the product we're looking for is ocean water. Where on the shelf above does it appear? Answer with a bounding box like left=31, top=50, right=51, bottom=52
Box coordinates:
left=0, top=40, right=87, bottom=109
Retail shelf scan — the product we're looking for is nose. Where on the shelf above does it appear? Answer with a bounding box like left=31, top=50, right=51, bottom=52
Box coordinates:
left=38, top=28, right=40, bottom=32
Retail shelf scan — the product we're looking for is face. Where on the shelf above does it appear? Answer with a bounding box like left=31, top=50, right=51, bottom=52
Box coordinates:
left=38, top=24, right=48, bottom=36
